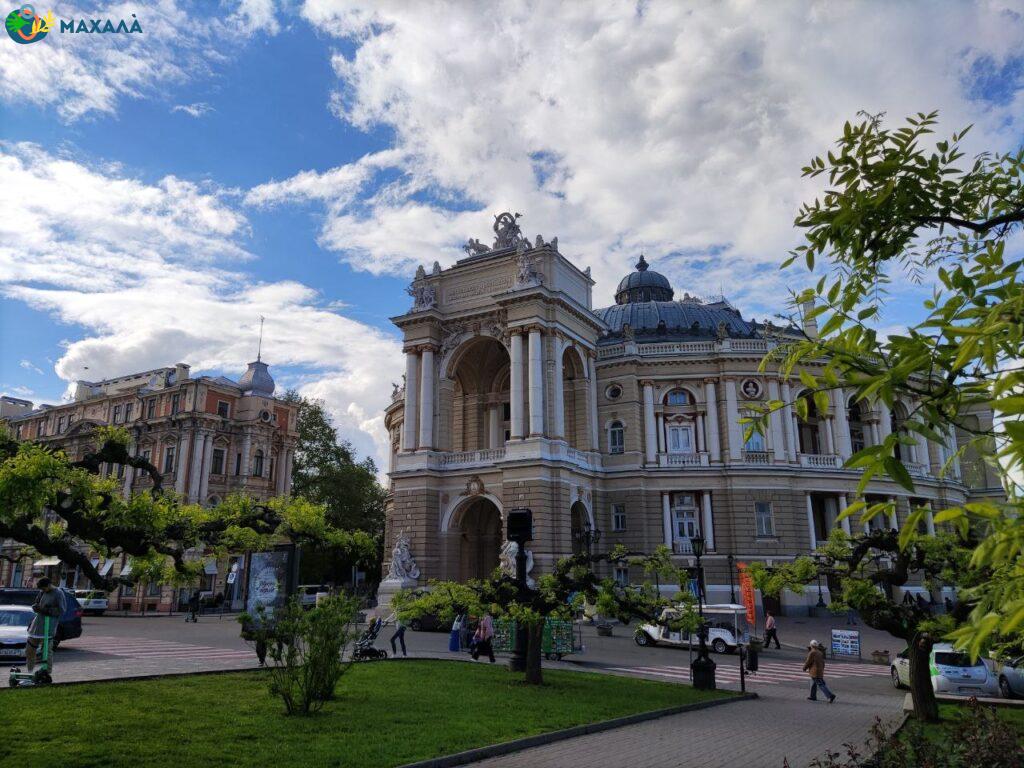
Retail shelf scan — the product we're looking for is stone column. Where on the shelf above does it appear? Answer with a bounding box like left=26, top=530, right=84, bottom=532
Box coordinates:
left=588, top=353, right=600, bottom=451
left=510, top=331, right=525, bottom=440
left=946, top=425, right=961, bottom=478
left=488, top=406, right=502, bottom=449
left=701, top=492, right=715, bottom=551
left=695, top=413, right=705, bottom=453
left=656, top=413, right=665, bottom=454
left=878, top=403, right=892, bottom=443
left=282, top=449, right=293, bottom=495
left=662, top=493, right=673, bottom=548
left=528, top=328, right=544, bottom=437
left=642, top=381, right=657, bottom=464
left=175, top=432, right=190, bottom=495
left=767, top=379, right=786, bottom=461
left=838, top=494, right=852, bottom=535
left=198, top=432, right=213, bottom=502
left=403, top=349, right=419, bottom=451
left=806, top=493, right=818, bottom=550
left=240, top=433, right=251, bottom=481
left=188, top=430, right=205, bottom=503
left=276, top=447, right=288, bottom=495
left=820, top=415, right=835, bottom=455
left=122, top=438, right=135, bottom=499
left=832, top=388, right=852, bottom=460
left=925, top=504, right=936, bottom=536
left=552, top=335, right=565, bottom=440
left=724, top=378, right=742, bottom=461
left=888, top=496, right=899, bottom=530
left=781, top=380, right=797, bottom=461
left=703, top=379, right=721, bottom=462
left=418, top=345, right=435, bottom=449
left=914, top=414, right=931, bottom=474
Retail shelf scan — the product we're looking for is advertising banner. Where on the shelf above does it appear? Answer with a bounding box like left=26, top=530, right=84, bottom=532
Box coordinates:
left=737, top=562, right=756, bottom=626
left=245, top=548, right=293, bottom=622
left=830, top=628, right=862, bottom=659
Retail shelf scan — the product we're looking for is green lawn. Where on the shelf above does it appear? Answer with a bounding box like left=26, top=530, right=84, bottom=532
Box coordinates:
left=936, top=702, right=1024, bottom=734
left=0, top=661, right=729, bottom=768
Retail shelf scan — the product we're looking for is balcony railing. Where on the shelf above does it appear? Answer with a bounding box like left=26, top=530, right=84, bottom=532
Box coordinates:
left=439, top=448, right=506, bottom=466
left=742, top=450, right=771, bottom=465
left=659, top=452, right=710, bottom=467
left=673, top=538, right=694, bottom=555
left=798, top=453, right=843, bottom=469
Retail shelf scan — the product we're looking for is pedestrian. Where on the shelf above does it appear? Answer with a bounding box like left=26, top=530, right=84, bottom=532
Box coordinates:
left=803, top=639, right=836, bottom=703
left=845, top=606, right=857, bottom=626
left=449, top=612, right=464, bottom=652
left=387, top=611, right=407, bottom=657
left=471, top=612, right=496, bottom=663
left=764, top=611, right=781, bottom=649
left=186, top=589, right=200, bottom=623
left=25, top=577, right=65, bottom=673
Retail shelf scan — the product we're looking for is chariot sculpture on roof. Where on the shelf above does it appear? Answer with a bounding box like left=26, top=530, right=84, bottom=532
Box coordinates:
left=492, top=211, right=525, bottom=249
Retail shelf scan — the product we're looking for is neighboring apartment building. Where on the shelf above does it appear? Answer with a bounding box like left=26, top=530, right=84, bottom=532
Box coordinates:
left=0, top=359, right=299, bottom=612
left=381, top=213, right=1000, bottom=613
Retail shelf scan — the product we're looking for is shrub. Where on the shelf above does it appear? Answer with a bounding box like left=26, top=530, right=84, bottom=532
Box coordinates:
left=242, top=594, right=360, bottom=715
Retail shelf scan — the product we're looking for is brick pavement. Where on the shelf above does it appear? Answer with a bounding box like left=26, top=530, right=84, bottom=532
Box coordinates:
left=467, top=683, right=902, bottom=768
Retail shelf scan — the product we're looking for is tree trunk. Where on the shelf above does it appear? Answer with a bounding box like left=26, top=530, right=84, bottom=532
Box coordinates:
left=525, top=621, right=544, bottom=685
left=908, top=631, right=939, bottom=722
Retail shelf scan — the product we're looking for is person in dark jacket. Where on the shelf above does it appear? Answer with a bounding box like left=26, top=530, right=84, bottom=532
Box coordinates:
left=186, top=590, right=201, bottom=623
left=803, top=640, right=836, bottom=703
left=26, top=578, right=65, bottom=672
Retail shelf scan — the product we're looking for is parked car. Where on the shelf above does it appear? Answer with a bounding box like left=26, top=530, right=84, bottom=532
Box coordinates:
left=0, top=588, right=83, bottom=647
left=996, top=656, right=1024, bottom=699
left=297, top=585, right=331, bottom=608
left=890, top=643, right=1000, bottom=697
left=0, top=605, right=33, bottom=662
left=74, top=589, right=109, bottom=616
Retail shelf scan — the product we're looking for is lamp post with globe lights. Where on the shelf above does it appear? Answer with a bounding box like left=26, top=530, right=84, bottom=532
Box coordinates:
left=689, top=535, right=716, bottom=690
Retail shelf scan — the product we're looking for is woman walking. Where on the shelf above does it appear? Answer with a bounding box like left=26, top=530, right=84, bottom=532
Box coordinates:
left=449, top=611, right=464, bottom=652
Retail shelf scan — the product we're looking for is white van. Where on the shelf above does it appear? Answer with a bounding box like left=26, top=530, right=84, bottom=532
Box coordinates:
left=635, top=603, right=749, bottom=655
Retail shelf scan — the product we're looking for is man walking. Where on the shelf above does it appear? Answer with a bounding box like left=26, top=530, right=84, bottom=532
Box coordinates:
left=764, top=611, right=781, bottom=649
left=803, top=639, right=836, bottom=703
left=186, top=589, right=201, bottom=623
left=26, top=578, right=65, bottom=673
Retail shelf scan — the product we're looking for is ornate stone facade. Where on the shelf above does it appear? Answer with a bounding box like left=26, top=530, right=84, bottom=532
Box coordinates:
left=383, top=214, right=1000, bottom=613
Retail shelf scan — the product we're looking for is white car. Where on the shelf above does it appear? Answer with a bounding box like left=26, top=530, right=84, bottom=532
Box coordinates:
left=890, top=642, right=1000, bottom=697
left=635, top=604, right=747, bottom=655
left=297, top=585, right=330, bottom=608
left=0, top=605, right=33, bottom=662
left=74, top=590, right=108, bottom=616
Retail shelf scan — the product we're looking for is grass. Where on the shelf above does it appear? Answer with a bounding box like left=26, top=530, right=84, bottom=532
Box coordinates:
left=0, top=661, right=729, bottom=768
left=934, top=702, right=1024, bottom=734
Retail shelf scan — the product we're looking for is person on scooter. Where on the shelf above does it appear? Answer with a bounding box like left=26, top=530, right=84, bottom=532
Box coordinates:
left=26, top=578, right=65, bottom=673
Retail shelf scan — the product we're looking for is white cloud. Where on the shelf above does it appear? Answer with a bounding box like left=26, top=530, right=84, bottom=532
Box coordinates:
left=261, top=0, right=1024, bottom=322
left=0, top=143, right=401, bottom=469
left=0, top=1, right=280, bottom=121
left=18, top=360, right=44, bottom=375
left=172, top=102, right=214, bottom=118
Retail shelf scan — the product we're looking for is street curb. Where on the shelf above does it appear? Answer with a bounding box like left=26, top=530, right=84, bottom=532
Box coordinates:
left=396, top=692, right=758, bottom=768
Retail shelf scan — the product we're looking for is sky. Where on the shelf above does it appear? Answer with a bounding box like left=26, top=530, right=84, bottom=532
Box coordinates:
left=2, top=0, right=1024, bottom=473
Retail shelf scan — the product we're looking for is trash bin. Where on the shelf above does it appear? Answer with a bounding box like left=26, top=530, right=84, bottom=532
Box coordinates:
left=745, top=642, right=759, bottom=672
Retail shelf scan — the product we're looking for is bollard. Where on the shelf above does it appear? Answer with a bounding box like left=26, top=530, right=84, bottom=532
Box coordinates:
left=739, top=645, right=746, bottom=693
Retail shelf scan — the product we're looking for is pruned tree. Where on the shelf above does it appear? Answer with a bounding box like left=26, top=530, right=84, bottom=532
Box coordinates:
left=0, top=425, right=376, bottom=592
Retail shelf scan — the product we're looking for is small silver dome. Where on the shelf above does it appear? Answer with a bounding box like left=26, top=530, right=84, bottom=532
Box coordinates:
left=239, top=360, right=275, bottom=396
left=615, top=255, right=674, bottom=304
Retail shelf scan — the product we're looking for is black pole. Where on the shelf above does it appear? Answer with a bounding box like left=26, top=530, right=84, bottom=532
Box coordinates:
left=509, top=543, right=529, bottom=673
left=727, top=554, right=736, bottom=604
left=815, top=560, right=825, bottom=608
left=689, top=539, right=716, bottom=690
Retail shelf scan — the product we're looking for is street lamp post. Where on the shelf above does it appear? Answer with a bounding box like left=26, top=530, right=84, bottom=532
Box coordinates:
left=507, top=508, right=534, bottom=673
left=689, top=535, right=716, bottom=690
left=727, top=554, right=736, bottom=604
left=813, top=553, right=826, bottom=608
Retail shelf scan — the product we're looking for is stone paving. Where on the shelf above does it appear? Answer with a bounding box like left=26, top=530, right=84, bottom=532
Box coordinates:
left=468, top=682, right=902, bottom=768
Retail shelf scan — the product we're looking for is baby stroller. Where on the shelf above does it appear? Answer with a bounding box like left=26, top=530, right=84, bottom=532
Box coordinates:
left=353, top=616, right=387, bottom=661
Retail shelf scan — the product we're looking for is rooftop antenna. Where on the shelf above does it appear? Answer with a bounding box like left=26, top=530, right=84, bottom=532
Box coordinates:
left=256, top=316, right=265, bottom=362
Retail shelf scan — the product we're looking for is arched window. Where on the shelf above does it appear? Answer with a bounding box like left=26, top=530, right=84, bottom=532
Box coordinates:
left=744, top=429, right=766, bottom=452
left=252, top=449, right=264, bottom=477
left=848, top=398, right=866, bottom=453
left=608, top=421, right=625, bottom=454
left=666, top=389, right=692, bottom=405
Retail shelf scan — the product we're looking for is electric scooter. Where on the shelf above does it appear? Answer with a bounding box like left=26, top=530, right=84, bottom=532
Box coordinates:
left=8, top=616, right=53, bottom=688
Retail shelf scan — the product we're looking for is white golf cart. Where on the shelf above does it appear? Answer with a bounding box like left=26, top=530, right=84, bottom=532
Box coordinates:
left=635, top=603, right=749, bottom=655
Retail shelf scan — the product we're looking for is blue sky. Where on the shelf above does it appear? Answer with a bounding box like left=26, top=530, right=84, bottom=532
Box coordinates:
left=2, top=1, right=1024, bottom=468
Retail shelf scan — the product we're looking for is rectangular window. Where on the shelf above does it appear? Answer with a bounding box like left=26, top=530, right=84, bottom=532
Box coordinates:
left=612, top=504, right=626, bottom=532
left=147, top=398, right=156, bottom=419
left=56, top=416, right=65, bottom=433
left=147, top=582, right=161, bottom=598
left=667, top=425, right=693, bottom=453
left=614, top=566, right=629, bottom=586
left=235, top=453, right=242, bottom=476
left=141, top=449, right=152, bottom=464
left=112, top=405, right=122, bottom=423
left=116, top=463, right=125, bottom=479
left=163, top=446, right=176, bottom=474
left=170, top=394, right=180, bottom=415
left=211, top=448, right=226, bottom=476
left=122, top=582, right=136, bottom=597
left=744, top=430, right=766, bottom=452
left=124, top=403, right=133, bottom=422
left=755, top=501, right=775, bottom=537
left=609, top=423, right=625, bottom=454
left=216, top=400, right=230, bottom=419
left=15, top=425, right=22, bottom=439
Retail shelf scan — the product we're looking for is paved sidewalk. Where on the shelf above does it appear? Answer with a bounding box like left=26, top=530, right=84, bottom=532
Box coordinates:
left=468, top=682, right=901, bottom=768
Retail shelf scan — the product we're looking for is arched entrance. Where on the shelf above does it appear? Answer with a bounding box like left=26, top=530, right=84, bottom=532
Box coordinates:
left=570, top=501, right=589, bottom=555
left=455, top=497, right=503, bottom=581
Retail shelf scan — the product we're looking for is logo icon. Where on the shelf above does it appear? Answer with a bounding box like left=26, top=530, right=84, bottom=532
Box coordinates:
left=5, top=5, right=53, bottom=44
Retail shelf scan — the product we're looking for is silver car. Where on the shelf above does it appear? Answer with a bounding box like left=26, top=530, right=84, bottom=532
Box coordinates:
left=996, top=656, right=1024, bottom=699
left=0, top=605, right=33, bottom=662
left=891, top=642, right=1000, bottom=697
left=74, top=590, right=108, bottom=616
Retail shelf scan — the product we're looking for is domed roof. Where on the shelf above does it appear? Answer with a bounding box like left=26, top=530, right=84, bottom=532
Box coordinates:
left=599, top=299, right=756, bottom=339
left=239, top=360, right=275, bottom=396
left=615, top=255, right=674, bottom=304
